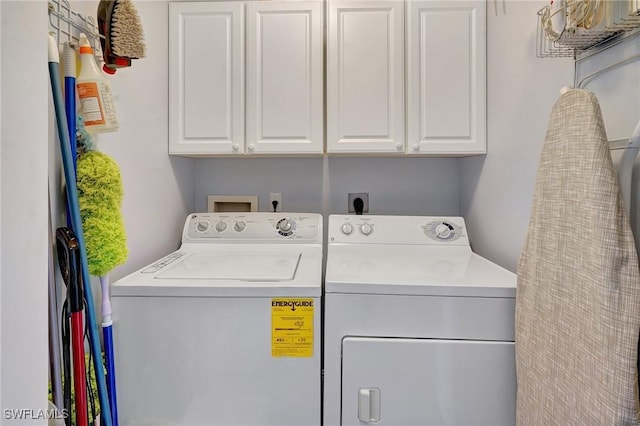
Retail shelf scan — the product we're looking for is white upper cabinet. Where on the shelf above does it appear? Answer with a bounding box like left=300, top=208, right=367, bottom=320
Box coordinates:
left=407, top=0, right=486, bottom=155
left=169, top=0, right=486, bottom=157
left=169, top=1, right=323, bottom=157
left=327, top=1, right=405, bottom=154
left=327, top=0, right=486, bottom=156
left=169, top=2, right=244, bottom=155
left=246, top=1, right=323, bottom=154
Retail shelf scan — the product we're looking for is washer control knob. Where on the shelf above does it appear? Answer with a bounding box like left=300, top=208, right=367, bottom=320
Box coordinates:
left=341, top=223, right=354, bottom=235
left=234, top=221, right=246, bottom=232
left=360, top=223, right=373, bottom=236
left=276, top=218, right=295, bottom=236
left=435, top=223, right=452, bottom=239
left=278, top=218, right=292, bottom=232
left=215, top=221, right=227, bottom=232
left=196, top=220, right=210, bottom=232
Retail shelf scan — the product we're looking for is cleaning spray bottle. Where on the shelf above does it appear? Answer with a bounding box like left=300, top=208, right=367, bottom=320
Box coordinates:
left=76, top=33, right=119, bottom=133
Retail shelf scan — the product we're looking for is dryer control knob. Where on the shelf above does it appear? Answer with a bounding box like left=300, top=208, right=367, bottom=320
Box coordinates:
left=234, top=221, right=246, bottom=232
left=341, top=223, right=354, bottom=235
left=196, top=220, right=210, bottom=232
left=360, top=223, right=373, bottom=236
left=215, top=221, right=228, bottom=232
left=435, top=223, right=452, bottom=239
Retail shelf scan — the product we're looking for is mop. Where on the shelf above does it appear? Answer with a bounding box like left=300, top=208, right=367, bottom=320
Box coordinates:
left=48, top=32, right=113, bottom=426
left=76, top=147, right=128, bottom=426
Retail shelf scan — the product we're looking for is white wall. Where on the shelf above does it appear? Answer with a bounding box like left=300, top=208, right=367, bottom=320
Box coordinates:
left=195, top=157, right=461, bottom=217
left=575, top=33, right=640, bottom=256
left=461, top=1, right=574, bottom=272
left=1, top=2, right=49, bottom=424
left=0, top=0, right=195, bottom=421
left=69, top=1, right=196, bottom=280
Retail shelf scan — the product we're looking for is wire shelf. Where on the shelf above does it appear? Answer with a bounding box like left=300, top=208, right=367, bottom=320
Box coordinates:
left=537, top=0, right=640, bottom=58
left=48, top=0, right=102, bottom=54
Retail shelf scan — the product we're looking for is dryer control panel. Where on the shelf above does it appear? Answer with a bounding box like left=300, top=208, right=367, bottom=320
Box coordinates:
left=328, top=215, right=469, bottom=246
left=183, top=213, right=323, bottom=244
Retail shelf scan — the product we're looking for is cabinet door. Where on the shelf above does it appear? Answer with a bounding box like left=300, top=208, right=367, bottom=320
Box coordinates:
left=407, top=0, right=486, bottom=155
left=327, top=1, right=405, bottom=153
left=169, top=2, right=244, bottom=156
left=341, top=337, right=516, bottom=425
left=246, top=1, right=323, bottom=154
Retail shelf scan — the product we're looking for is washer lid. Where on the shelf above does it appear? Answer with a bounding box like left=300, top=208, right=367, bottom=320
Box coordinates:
left=111, top=246, right=322, bottom=297
left=156, top=252, right=300, bottom=281
left=325, top=245, right=516, bottom=298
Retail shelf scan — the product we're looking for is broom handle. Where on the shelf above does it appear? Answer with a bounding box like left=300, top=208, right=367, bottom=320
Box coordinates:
left=71, top=312, right=88, bottom=426
left=100, top=274, right=119, bottom=426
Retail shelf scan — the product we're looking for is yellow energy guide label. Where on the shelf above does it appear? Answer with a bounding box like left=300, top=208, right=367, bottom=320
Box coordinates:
left=271, top=298, right=314, bottom=357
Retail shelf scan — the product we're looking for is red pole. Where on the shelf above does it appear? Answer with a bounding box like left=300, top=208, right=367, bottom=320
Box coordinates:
left=71, top=312, right=88, bottom=426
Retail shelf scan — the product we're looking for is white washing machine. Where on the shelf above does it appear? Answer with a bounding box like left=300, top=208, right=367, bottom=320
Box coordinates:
left=323, top=215, right=517, bottom=426
left=111, top=213, right=322, bottom=426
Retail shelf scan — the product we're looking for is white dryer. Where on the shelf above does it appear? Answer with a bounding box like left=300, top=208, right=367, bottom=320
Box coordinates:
left=323, top=215, right=517, bottom=426
left=112, top=213, right=322, bottom=426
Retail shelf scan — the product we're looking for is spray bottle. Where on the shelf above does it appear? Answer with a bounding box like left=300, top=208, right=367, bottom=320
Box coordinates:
left=76, top=33, right=119, bottom=133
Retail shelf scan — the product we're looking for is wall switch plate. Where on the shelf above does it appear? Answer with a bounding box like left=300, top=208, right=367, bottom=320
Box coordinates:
left=348, top=192, right=369, bottom=214
left=269, top=193, right=282, bottom=212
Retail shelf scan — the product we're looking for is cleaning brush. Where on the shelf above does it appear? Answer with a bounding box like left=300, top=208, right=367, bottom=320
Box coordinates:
left=97, top=0, right=146, bottom=73
left=111, top=0, right=145, bottom=58
left=76, top=150, right=128, bottom=426
left=76, top=150, right=128, bottom=276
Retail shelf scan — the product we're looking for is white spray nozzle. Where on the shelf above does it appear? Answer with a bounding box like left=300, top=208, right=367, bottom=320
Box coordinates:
left=79, top=32, right=90, bottom=47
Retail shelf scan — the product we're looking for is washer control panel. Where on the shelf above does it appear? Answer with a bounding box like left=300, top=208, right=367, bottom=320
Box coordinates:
left=184, top=213, right=322, bottom=243
left=328, top=215, right=468, bottom=246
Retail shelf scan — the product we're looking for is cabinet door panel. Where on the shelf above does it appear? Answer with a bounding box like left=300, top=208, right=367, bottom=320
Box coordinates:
left=169, top=2, right=244, bottom=155
left=408, top=0, right=486, bottom=155
left=328, top=1, right=404, bottom=153
left=246, top=1, right=323, bottom=154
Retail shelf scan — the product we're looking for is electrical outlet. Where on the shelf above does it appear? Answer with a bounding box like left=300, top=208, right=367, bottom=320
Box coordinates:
left=348, top=192, right=369, bottom=214
left=269, top=193, right=282, bottom=212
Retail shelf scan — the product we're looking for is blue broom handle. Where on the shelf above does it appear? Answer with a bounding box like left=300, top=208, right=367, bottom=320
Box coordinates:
left=63, top=42, right=76, bottom=172
left=103, top=325, right=118, bottom=426
left=63, top=42, right=76, bottom=229
left=48, top=33, right=113, bottom=426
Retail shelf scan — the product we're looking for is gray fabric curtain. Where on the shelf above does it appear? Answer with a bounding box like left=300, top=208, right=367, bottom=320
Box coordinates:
left=516, top=89, right=640, bottom=424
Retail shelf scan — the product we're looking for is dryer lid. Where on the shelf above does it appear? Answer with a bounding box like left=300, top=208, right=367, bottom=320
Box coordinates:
left=324, top=245, right=516, bottom=298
